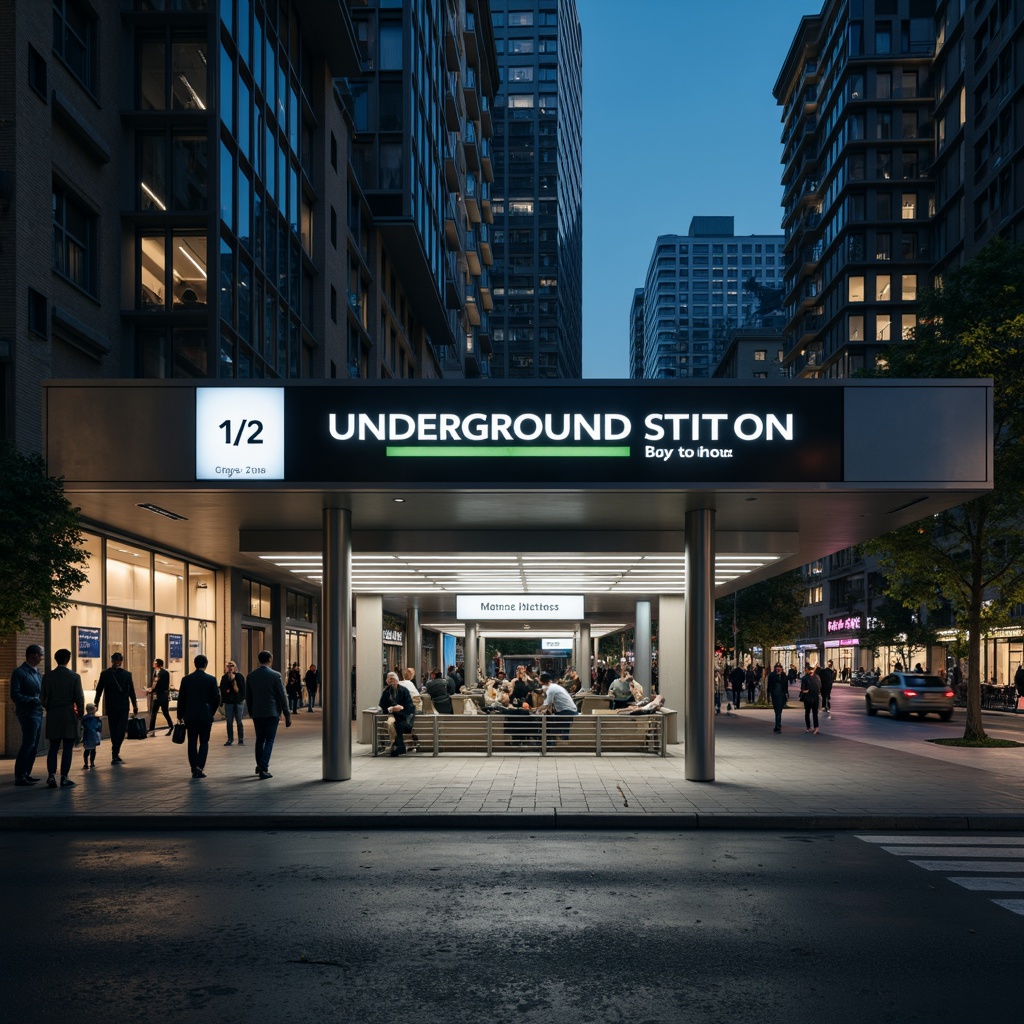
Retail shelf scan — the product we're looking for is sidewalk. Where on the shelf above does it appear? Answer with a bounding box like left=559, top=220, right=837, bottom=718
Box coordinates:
left=2, top=690, right=1023, bottom=831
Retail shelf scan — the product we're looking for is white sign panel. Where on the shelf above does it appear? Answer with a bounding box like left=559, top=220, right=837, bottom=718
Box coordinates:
left=196, top=387, right=285, bottom=481
left=542, top=638, right=573, bottom=651
left=456, top=595, right=584, bottom=621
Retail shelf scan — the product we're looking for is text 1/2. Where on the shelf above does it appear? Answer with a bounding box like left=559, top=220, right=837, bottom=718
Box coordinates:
left=218, top=419, right=264, bottom=446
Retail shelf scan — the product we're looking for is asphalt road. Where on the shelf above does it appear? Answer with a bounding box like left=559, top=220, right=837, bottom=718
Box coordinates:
left=3, top=830, right=1020, bottom=1024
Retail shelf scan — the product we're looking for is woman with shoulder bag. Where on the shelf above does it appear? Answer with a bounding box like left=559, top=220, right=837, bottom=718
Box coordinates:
left=799, top=665, right=821, bottom=735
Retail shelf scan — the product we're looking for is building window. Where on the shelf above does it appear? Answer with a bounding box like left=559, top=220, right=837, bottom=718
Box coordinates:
left=849, top=315, right=864, bottom=341
left=875, top=275, right=891, bottom=301
left=52, top=182, right=95, bottom=294
left=53, top=0, right=95, bottom=93
left=753, top=350, right=766, bottom=361
left=508, top=12, right=534, bottom=26
left=848, top=275, right=865, bottom=303
left=243, top=578, right=272, bottom=619
left=901, top=274, right=917, bottom=301
left=876, top=314, right=891, bottom=341
left=28, top=44, right=48, bottom=99
left=901, top=194, right=917, bottom=219
left=28, top=288, right=48, bottom=338
left=902, top=314, right=916, bottom=340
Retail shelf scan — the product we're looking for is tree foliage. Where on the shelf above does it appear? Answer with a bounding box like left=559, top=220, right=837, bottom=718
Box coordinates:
left=0, top=443, right=89, bottom=634
left=865, top=238, right=1024, bottom=740
left=715, top=569, right=805, bottom=666
left=858, top=595, right=937, bottom=673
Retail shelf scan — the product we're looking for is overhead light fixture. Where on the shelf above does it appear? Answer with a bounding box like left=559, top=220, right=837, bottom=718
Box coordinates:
left=140, top=181, right=166, bottom=210
left=136, top=503, right=188, bottom=521
left=393, top=498, right=405, bottom=503
left=177, top=244, right=208, bottom=279
left=178, top=74, right=207, bottom=110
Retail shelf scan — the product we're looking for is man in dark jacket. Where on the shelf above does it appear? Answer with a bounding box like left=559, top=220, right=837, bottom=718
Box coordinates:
left=11, top=644, right=44, bottom=786
left=148, top=658, right=173, bottom=736
left=176, top=654, right=221, bottom=779
left=818, top=659, right=836, bottom=715
left=380, top=672, right=414, bottom=756
left=245, top=651, right=291, bottom=779
left=800, top=665, right=821, bottom=734
left=424, top=670, right=453, bottom=714
left=95, top=652, right=139, bottom=765
left=766, top=662, right=789, bottom=733
left=41, top=648, right=85, bottom=788
left=728, top=663, right=746, bottom=709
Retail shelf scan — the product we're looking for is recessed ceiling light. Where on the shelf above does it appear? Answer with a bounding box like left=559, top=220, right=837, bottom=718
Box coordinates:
left=393, top=498, right=405, bottom=503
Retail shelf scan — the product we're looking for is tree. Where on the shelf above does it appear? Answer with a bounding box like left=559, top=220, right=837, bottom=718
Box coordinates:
left=858, top=595, right=937, bottom=673
left=715, top=569, right=805, bottom=672
left=865, top=239, right=1024, bottom=741
left=0, top=443, right=89, bottom=634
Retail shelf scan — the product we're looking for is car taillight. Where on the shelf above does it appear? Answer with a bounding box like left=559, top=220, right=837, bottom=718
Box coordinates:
left=903, top=690, right=918, bottom=697
left=945, top=690, right=954, bottom=698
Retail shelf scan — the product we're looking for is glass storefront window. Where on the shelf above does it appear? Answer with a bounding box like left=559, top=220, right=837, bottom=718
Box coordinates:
left=189, top=565, right=216, bottom=618
left=140, top=234, right=167, bottom=309
left=155, top=615, right=187, bottom=695
left=188, top=619, right=216, bottom=668
left=171, top=39, right=207, bottom=110
left=51, top=605, right=103, bottom=695
left=106, top=543, right=153, bottom=611
left=68, top=531, right=103, bottom=605
left=154, top=555, right=186, bottom=614
left=173, top=235, right=208, bottom=306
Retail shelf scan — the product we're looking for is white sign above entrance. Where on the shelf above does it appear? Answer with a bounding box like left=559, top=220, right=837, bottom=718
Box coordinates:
left=196, top=387, right=285, bottom=480
left=542, top=638, right=573, bottom=651
left=456, top=595, right=584, bottom=621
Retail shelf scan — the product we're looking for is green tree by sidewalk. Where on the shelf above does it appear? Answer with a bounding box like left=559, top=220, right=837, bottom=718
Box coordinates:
left=0, top=443, right=88, bottom=635
left=715, top=569, right=805, bottom=676
left=857, top=595, right=937, bottom=674
left=865, top=238, right=1024, bottom=742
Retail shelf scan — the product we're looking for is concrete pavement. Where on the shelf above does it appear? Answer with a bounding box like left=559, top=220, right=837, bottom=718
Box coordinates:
left=2, top=686, right=1024, bottom=830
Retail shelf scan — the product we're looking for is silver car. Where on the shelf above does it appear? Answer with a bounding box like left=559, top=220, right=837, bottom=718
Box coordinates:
left=865, top=672, right=954, bottom=721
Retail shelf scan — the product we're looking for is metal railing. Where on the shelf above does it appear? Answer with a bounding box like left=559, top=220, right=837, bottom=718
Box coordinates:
left=372, top=713, right=667, bottom=757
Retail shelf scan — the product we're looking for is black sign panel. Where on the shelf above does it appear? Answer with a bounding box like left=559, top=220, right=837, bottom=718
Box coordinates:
left=282, top=384, right=844, bottom=486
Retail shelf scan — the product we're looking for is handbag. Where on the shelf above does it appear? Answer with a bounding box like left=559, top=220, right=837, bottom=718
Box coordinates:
left=172, top=722, right=187, bottom=744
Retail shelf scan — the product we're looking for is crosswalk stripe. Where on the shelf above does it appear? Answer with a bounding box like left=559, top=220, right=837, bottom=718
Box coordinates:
left=909, top=859, right=1024, bottom=872
left=991, top=900, right=1024, bottom=915
left=856, top=835, right=1024, bottom=845
left=948, top=877, right=1024, bottom=891
left=881, top=846, right=1024, bottom=858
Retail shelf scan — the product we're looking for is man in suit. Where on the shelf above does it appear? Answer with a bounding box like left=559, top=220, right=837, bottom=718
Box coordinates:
left=148, top=658, right=173, bottom=736
left=41, top=648, right=85, bottom=787
left=10, top=644, right=45, bottom=786
left=245, top=650, right=291, bottom=779
left=176, top=653, right=220, bottom=779
left=95, top=652, right=138, bottom=765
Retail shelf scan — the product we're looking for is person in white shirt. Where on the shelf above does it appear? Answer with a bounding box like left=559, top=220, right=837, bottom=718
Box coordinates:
left=539, top=672, right=579, bottom=748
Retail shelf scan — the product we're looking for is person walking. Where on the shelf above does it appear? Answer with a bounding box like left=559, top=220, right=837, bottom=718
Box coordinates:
left=745, top=663, right=757, bottom=703
left=94, top=652, right=138, bottom=765
left=220, top=660, right=245, bottom=745
left=176, top=654, right=220, bottom=779
left=147, top=658, right=173, bottom=735
left=800, top=664, right=821, bottom=735
left=304, top=664, right=319, bottom=711
left=1014, top=663, right=1024, bottom=713
left=818, top=660, right=836, bottom=715
left=286, top=662, right=303, bottom=714
left=11, top=644, right=45, bottom=786
left=245, top=651, right=291, bottom=779
left=766, top=662, right=789, bottom=733
left=81, top=704, right=102, bottom=770
left=729, top=662, right=745, bottom=710
left=41, top=648, right=85, bottom=789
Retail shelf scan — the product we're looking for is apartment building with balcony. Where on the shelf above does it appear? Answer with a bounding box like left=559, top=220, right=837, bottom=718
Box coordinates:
left=628, top=287, right=644, bottom=379
left=487, top=0, right=583, bottom=379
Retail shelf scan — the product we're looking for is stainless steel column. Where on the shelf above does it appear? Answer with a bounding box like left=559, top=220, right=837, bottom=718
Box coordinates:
left=406, top=605, right=421, bottom=680
left=322, top=507, right=352, bottom=782
left=684, top=507, right=715, bottom=781
left=578, top=622, right=591, bottom=679
left=634, top=601, right=651, bottom=693
left=465, top=622, right=478, bottom=687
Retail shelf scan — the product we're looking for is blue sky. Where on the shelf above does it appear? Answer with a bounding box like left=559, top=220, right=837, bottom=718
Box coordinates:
left=578, top=0, right=818, bottom=377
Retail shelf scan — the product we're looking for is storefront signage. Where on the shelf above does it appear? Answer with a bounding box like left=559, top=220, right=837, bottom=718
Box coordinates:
left=456, top=595, right=585, bottom=621
left=75, top=626, right=101, bottom=660
left=827, top=615, right=862, bottom=633
left=195, top=384, right=844, bottom=485
left=542, top=638, right=573, bottom=651
left=167, top=633, right=184, bottom=661
left=825, top=638, right=860, bottom=648
left=383, top=628, right=404, bottom=645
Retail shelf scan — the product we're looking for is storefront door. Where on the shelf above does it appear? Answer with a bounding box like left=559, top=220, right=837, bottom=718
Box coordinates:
left=242, top=626, right=266, bottom=677
left=106, top=614, right=151, bottom=705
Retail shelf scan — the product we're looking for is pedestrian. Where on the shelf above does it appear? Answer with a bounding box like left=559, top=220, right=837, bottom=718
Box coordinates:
left=729, top=662, right=745, bottom=710
left=220, top=660, right=245, bottom=745
left=1014, top=663, right=1024, bottom=713
left=745, top=663, right=757, bottom=703
left=380, top=671, right=414, bottom=756
left=425, top=669, right=453, bottom=714
left=818, top=659, right=836, bottom=714
left=81, top=704, right=102, bottom=770
left=787, top=662, right=800, bottom=694
left=304, top=663, right=319, bottom=711
left=800, top=664, right=821, bottom=734
left=147, top=658, right=173, bottom=736
left=10, top=644, right=45, bottom=786
left=245, top=651, right=291, bottom=779
left=286, top=662, right=302, bottom=714
left=176, top=653, right=221, bottom=779
left=41, top=648, right=85, bottom=789
left=94, top=652, right=138, bottom=765
left=766, top=661, right=789, bottom=733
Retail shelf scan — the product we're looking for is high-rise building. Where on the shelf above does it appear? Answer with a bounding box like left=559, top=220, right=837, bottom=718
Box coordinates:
left=628, top=288, right=644, bottom=379
left=774, top=0, right=936, bottom=379
left=487, top=0, right=583, bottom=378
left=637, top=218, right=784, bottom=379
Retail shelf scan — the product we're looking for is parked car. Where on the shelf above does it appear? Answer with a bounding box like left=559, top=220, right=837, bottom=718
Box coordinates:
left=850, top=671, right=876, bottom=688
left=864, top=672, right=954, bottom=720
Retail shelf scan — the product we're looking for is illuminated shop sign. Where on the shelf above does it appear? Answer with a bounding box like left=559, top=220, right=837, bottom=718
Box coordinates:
left=827, top=615, right=862, bottom=633
left=382, top=628, right=404, bottom=645
left=456, top=595, right=585, bottom=621
left=195, top=385, right=844, bottom=485
left=825, top=638, right=861, bottom=647
left=542, top=638, right=574, bottom=651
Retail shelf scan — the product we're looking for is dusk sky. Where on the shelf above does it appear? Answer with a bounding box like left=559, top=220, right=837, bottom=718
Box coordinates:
left=578, top=0, right=819, bottom=377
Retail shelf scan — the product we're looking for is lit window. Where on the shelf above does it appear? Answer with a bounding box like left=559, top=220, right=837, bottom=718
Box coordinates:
left=901, top=274, right=917, bottom=301
left=901, top=314, right=916, bottom=340
left=875, top=275, right=891, bottom=301
left=753, top=350, right=766, bottom=361
left=848, top=276, right=865, bottom=302
left=849, top=315, right=864, bottom=341
left=902, top=194, right=917, bottom=219
left=876, top=314, right=891, bottom=341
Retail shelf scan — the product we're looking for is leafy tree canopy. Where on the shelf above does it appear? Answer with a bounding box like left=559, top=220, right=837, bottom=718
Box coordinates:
left=715, top=569, right=805, bottom=666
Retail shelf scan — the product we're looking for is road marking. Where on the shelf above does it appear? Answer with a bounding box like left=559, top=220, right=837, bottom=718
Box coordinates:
left=881, top=846, right=1024, bottom=858
left=991, top=899, right=1024, bottom=915
left=948, top=877, right=1024, bottom=891
left=857, top=836, right=1024, bottom=846
left=908, top=859, right=1024, bottom=871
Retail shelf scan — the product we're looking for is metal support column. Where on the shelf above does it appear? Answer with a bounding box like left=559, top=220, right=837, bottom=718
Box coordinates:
left=684, top=507, right=715, bottom=781
left=465, top=622, right=478, bottom=688
left=406, top=605, right=421, bottom=681
left=578, top=622, right=591, bottom=680
left=322, top=507, right=352, bottom=781
left=634, top=601, right=652, bottom=693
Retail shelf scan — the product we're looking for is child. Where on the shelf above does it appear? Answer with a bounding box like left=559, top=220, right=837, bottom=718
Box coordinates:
left=82, top=703, right=102, bottom=770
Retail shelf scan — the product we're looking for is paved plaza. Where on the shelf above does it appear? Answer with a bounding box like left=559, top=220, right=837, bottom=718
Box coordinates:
left=2, top=687, right=1024, bottom=830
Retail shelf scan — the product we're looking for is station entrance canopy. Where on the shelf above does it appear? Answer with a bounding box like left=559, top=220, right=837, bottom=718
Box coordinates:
left=43, top=379, right=993, bottom=782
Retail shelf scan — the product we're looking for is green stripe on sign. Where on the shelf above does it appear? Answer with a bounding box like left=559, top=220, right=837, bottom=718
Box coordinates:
left=385, top=445, right=631, bottom=458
